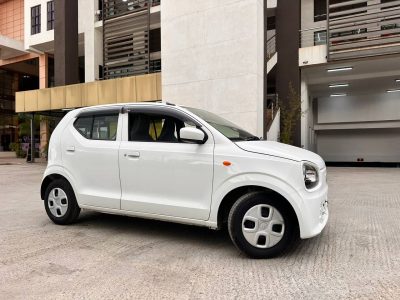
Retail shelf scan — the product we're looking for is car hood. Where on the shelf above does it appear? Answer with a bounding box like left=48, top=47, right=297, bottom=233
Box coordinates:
left=236, top=141, right=326, bottom=169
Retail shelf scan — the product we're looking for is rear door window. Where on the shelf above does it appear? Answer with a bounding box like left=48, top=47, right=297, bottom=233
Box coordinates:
left=74, top=114, right=119, bottom=141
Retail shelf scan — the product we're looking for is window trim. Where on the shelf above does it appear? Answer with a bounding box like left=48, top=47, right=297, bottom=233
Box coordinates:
left=73, top=113, right=119, bottom=141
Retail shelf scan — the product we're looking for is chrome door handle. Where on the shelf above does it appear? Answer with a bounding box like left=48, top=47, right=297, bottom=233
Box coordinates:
left=125, top=152, right=140, bottom=158
left=66, top=146, right=75, bottom=152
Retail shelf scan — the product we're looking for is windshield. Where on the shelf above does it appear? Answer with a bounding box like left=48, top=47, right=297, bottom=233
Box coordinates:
left=185, top=107, right=260, bottom=141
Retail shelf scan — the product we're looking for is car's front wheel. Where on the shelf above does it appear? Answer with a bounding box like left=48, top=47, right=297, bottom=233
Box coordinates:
left=228, top=191, right=297, bottom=258
left=44, top=179, right=80, bottom=225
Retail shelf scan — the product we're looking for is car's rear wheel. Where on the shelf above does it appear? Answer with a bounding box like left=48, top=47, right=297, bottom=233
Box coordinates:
left=228, top=191, right=297, bottom=258
left=44, top=179, right=80, bottom=225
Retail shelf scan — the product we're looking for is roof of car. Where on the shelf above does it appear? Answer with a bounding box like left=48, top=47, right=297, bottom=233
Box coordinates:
left=75, top=102, right=185, bottom=117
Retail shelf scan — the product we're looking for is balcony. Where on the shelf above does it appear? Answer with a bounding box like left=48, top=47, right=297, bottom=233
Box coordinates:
left=328, top=1, right=400, bottom=60
left=0, top=35, right=26, bottom=60
left=300, top=1, right=400, bottom=62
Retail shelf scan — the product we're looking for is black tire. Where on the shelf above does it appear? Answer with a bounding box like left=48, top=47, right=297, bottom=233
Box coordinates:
left=228, top=191, right=297, bottom=259
left=44, top=179, right=81, bottom=225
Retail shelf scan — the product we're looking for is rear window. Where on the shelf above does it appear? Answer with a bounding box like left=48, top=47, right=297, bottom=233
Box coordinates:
left=74, top=114, right=119, bottom=141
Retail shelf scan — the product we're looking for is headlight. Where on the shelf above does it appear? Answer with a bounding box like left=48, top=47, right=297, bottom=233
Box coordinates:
left=302, top=162, right=319, bottom=190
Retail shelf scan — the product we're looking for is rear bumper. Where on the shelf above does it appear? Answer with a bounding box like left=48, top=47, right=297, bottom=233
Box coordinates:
left=298, top=184, right=329, bottom=239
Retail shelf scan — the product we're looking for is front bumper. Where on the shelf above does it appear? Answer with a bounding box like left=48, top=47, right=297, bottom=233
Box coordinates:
left=298, top=175, right=329, bottom=239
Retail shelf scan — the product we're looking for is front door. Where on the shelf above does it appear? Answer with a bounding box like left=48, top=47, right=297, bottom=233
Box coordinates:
left=119, top=107, right=214, bottom=220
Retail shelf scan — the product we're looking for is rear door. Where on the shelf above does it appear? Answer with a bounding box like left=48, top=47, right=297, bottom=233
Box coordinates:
left=61, top=108, right=122, bottom=209
left=118, top=106, right=214, bottom=220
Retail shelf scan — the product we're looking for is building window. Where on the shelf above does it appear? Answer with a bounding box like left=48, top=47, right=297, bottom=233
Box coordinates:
left=31, top=5, right=41, bottom=35
left=314, top=0, right=327, bottom=22
left=314, top=30, right=327, bottom=46
left=47, top=1, right=55, bottom=31
left=267, top=16, right=276, bottom=30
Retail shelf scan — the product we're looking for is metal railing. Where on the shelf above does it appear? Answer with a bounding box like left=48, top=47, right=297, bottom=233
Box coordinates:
left=266, top=34, right=276, bottom=60
left=299, top=26, right=327, bottom=48
left=264, top=94, right=279, bottom=134
left=149, top=59, right=161, bottom=73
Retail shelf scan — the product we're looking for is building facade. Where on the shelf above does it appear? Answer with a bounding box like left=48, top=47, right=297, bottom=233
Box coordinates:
left=6, top=0, right=400, bottom=163
left=297, top=0, right=400, bottom=162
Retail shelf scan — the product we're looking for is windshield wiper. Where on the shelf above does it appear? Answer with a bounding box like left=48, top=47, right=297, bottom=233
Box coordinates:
left=230, top=136, right=260, bottom=142
left=244, top=136, right=260, bottom=141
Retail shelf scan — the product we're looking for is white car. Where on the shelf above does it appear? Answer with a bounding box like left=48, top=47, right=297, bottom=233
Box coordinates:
left=41, top=102, right=328, bottom=258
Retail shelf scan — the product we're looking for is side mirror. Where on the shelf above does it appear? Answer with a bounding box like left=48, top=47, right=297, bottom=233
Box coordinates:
left=180, top=127, right=207, bottom=144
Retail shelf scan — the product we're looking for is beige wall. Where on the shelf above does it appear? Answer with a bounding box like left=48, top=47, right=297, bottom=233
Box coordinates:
left=16, top=73, right=162, bottom=113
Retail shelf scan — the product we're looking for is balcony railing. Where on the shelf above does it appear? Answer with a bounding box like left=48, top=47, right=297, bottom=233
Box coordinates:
left=266, top=34, right=276, bottom=60
left=264, top=94, right=279, bottom=134
left=299, top=26, right=327, bottom=48
left=150, top=59, right=161, bottom=73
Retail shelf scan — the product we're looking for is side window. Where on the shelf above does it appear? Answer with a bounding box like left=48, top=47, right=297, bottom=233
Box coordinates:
left=128, top=112, right=197, bottom=143
left=74, top=116, right=92, bottom=139
left=92, top=115, right=118, bottom=140
left=74, top=114, right=119, bottom=141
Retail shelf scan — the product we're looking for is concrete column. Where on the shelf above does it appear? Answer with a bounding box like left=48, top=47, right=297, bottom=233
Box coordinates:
left=54, top=0, right=79, bottom=86
left=301, top=74, right=310, bottom=149
left=276, top=0, right=301, bottom=146
left=40, top=119, right=49, bottom=158
left=39, top=53, right=48, bottom=89
left=82, top=0, right=103, bottom=82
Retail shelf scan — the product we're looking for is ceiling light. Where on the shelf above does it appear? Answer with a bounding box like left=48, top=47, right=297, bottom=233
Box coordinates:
left=329, top=83, right=349, bottom=88
left=386, top=89, right=400, bottom=93
left=396, top=79, right=400, bottom=83
left=327, top=67, right=353, bottom=73
left=330, top=93, right=347, bottom=97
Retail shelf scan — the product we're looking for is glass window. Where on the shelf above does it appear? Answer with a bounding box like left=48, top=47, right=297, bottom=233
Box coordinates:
left=47, top=1, right=55, bottom=31
left=74, top=116, right=92, bottom=139
left=185, top=107, right=259, bottom=142
left=92, top=115, right=119, bottom=140
left=129, top=113, right=196, bottom=143
left=314, top=0, right=327, bottom=22
left=73, top=114, right=118, bottom=141
left=31, top=5, right=41, bottom=35
left=314, top=30, right=327, bottom=46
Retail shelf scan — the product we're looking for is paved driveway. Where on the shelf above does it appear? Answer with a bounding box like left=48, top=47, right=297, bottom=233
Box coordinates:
left=1, top=160, right=400, bottom=299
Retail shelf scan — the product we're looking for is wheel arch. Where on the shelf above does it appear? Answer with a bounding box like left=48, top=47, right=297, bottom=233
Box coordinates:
left=41, top=173, right=73, bottom=200
left=216, top=185, right=300, bottom=235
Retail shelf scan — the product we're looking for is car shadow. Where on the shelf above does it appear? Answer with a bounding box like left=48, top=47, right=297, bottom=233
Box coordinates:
left=75, top=210, right=234, bottom=251
left=71, top=211, right=318, bottom=259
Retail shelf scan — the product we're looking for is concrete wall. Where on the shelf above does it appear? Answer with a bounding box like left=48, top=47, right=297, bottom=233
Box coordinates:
left=301, top=0, right=326, bottom=30
left=318, top=93, right=400, bottom=124
left=24, top=0, right=54, bottom=48
left=161, top=0, right=265, bottom=136
left=301, top=75, right=316, bottom=150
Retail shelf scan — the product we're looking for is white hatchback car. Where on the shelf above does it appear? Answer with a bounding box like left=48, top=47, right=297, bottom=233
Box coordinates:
left=41, top=102, right=328, bottom=258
